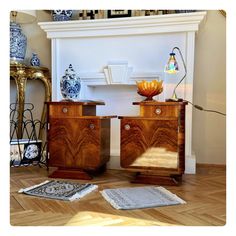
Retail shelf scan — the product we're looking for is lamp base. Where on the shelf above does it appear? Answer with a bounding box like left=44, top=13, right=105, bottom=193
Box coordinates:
left=165, top=98, right=183, bottom=102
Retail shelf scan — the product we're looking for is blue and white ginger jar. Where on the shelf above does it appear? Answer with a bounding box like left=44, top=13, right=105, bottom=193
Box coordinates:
left=52, top=10, right=73, bottom=21
left=60, top=64, right=81, bottom=101
left=30, top=53, right=40, bottom=66
left=10, top=22, right=27, bottom=62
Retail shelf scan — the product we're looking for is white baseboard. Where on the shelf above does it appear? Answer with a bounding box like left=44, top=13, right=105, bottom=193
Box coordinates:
left=107, top=155, right=122, bottom=170
left=185, top=154, right=196, bottom=174
left=110, top=149, right=120, bottom=157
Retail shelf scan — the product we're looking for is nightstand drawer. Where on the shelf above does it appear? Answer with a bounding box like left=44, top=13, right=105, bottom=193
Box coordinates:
left=140, top=105, right=179, bottom=118
left=48, top=104, right=82, bottom=118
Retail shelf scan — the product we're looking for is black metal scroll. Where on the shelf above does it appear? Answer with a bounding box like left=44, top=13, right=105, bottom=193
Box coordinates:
left=10, top=103, right=47, bottom=168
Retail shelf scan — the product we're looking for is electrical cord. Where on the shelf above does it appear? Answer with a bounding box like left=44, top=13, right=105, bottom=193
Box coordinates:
left=183, top=100, right=226, bottom=116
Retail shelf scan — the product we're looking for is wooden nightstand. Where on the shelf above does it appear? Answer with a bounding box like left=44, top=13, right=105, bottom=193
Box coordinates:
left=119, top=101, right=188, bottom=185
left=46, top=101, right=116, bottom=180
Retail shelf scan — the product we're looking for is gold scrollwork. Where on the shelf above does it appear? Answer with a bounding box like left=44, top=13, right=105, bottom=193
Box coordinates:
left=10, top=64, right=52, bottom=139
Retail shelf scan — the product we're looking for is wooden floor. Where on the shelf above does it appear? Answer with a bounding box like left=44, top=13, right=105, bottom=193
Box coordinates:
left=10, top=165, right=226, bottom=226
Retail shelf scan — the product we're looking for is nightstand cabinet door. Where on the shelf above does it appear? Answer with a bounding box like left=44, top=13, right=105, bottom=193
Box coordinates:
left=120, top=118, right=179, bottom=170
left=48, top=118, right=102, bottom=170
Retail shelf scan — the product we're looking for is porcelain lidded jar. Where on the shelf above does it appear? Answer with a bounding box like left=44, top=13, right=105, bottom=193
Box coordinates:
left=10, top=22, right=27, bottom=62
left=60, top=64, right=81, bottom=101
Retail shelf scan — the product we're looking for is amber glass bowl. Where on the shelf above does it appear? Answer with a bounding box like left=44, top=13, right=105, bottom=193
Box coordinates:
left=136, top=80, right=163, bottom=101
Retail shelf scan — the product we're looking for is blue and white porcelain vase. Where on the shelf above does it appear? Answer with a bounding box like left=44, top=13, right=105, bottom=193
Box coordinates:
left=60, top=64, right=81, bottom=101
left=10, top=22, right=27, bottom=62
left=52, top=10, right=73, bottom=21
left=30, top=53, right=40, bottom=66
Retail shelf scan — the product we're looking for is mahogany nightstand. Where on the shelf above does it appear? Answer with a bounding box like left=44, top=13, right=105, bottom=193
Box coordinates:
left=119, top=101, right=188, bottom=185
left=46, top=101, right=116, bottom=180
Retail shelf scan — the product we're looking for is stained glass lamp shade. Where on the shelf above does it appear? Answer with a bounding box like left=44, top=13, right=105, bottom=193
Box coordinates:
left=164, top=47, right=187, bottom=101
left=165, top=53, right=179, bottom=74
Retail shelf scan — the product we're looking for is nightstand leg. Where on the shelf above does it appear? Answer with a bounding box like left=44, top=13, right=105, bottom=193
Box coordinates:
left=48, top=168, right=93, bottom=180
left=132, top=172, right=182, bottom=186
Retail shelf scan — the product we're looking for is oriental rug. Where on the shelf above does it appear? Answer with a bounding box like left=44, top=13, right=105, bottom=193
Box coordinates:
left=18, top=180, right=98, bottom=201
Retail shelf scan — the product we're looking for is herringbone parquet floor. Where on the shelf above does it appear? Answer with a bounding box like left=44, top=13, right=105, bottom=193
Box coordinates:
left=10, top=165, right=226, bottom=226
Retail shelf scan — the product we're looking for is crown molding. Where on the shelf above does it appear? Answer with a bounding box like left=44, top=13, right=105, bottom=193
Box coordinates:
left=39, top=12, right=207, bottom=39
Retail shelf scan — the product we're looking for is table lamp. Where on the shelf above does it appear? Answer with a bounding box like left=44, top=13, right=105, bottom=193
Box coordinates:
left=164, top=47, right=187, bottom=101
left=10, top=10, right=36, bottom=64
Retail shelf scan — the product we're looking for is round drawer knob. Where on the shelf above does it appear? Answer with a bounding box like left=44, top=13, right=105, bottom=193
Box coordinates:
left=155, top=108, right=162, bottom=115
left=124, top=124, right=130, bottom=130
left=89, top=124, right=95, bottom=129
left=62, top=107, right=68, bottom=113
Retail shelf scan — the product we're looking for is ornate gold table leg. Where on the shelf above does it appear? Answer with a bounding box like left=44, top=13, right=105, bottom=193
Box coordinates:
left=11, top=64, right=51, bottom=140
left=38, top=75, right=51, bottom=139
left=13, top=68, right=27, bottom=139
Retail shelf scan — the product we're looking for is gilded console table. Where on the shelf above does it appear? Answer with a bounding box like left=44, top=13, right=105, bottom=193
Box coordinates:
left=10, top=63, right=51, bottom=138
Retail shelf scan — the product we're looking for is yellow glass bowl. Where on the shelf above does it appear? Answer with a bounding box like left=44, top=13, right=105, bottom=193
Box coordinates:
left=136, top=80, right=163, bottom=101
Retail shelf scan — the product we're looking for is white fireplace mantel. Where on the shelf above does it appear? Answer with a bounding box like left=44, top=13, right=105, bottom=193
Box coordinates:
left=39, top=12, right=206, bottom=38
left=39, top=12, right=206, bottom=173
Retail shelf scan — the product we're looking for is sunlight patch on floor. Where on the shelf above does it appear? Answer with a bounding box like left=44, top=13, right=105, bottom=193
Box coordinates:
left=64, top=211, right=178, bottom=226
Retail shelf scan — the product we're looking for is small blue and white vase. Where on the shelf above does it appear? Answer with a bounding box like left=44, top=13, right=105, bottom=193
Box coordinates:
left=60, top=64, right=81, bottom=101
left=10, top=22, right=27, bottom=62
left=52, top=10, right=73, bottom=21
left=30, top=53, right=40, bottom=66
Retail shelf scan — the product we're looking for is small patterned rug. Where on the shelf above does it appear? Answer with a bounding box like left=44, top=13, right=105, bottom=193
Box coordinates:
left=100, top=186, right=186, bottom=210
left=18, top=180, right=98, bottom=201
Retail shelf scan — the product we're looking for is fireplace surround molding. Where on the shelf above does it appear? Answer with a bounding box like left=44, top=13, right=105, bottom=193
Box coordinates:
left=39, top=12, right=206, bottom=173
left=39, top=12, right=206, bottom=38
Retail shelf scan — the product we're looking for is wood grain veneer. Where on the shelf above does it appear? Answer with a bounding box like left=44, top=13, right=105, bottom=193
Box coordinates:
left=119, top=101, right=187, bottom=185
left=120, top=118, right=178, bottom=168
left=46, top=101, right=114, bottom=179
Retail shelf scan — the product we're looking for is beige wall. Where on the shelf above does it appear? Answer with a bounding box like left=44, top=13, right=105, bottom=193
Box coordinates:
left=193, top=10, right=226, bottom=164
left=10, top=10, right=51, bottom=125
left=10, top=10, right=226, bottom=164
left=24, top=10, right=51, bottom=69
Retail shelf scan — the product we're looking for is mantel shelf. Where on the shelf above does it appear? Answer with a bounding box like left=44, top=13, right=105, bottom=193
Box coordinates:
left=39, top=12, right=206, bottom=38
